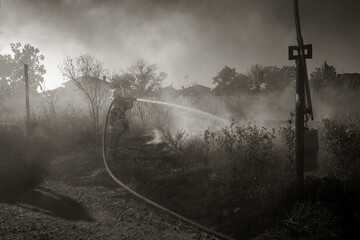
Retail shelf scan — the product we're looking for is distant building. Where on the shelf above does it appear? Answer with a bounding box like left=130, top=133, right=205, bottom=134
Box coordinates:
left=61, top=76, right=109, bottom=90
left=42, top=76, right=110, bottom=105
left=180, top=84, right=212, bottom=97
left=159, top=85, right=181, bottom=99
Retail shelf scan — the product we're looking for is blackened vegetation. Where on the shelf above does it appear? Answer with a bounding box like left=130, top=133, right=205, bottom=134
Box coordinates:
left=0, top=124, right=49, bottom=197
left=0, top=124, right=92, bottom=222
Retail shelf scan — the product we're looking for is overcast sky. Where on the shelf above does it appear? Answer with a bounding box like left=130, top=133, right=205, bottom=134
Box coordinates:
left=1, top=0, right=359, bottom=89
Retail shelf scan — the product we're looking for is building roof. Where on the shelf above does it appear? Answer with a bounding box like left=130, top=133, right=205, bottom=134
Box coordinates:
left=181, top=84, right=212, bottom=96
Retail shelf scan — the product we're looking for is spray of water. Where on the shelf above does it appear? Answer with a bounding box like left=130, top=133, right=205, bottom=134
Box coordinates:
left=137, top=98, right=229, bottom=125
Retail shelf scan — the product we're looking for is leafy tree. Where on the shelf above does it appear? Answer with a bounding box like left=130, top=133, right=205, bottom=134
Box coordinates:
left=247, top=64, right=267, bottom=94
left=247, top=65, right=296, bottom=93
left=111, top=59, right=167, bottom=97
left=231, top=73, right=250, bottom=93
left=212, top=66, right=249, bottom=95
left=212, top=65, right=295, bottom=95
left=269, top=66, right=296, bottom=92
left=60, top=54, right=110, bottom=137
left=0, top=55, right=13, bottom=99
left=0, top=43, right=46, bottom=96
left=110, top=72, right=136, bottom=96
left=310, top=61, right=337, bottom=91
left=212, top=66, right=237, bottom=95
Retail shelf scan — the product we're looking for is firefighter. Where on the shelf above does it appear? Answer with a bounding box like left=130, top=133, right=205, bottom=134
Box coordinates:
left=107, top=88, right=136, bottom=157
left=109, top=88, right=136, bottom=133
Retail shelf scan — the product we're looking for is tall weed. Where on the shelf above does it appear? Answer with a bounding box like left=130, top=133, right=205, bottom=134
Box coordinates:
left=204, top=121, right=276, bottom=187
left=321, top=116, right=360, bottom=181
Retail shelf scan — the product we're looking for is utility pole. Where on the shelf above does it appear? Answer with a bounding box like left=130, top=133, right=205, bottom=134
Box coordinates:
left=295, top=50, right=305, bottom=198
left=289, top=0, right=313, bottom=199
left=24, top=64, right=31, bottom=135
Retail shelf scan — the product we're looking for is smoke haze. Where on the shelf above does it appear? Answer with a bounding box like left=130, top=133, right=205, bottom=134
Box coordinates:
left=1, top=0, right=360, bottom=89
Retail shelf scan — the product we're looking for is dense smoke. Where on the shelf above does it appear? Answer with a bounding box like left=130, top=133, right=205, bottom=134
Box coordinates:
left=1, top=0, right=360, bottom=89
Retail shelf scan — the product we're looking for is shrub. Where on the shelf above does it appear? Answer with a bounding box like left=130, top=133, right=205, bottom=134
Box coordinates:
left=163, top=128, right=188, bottom=156
left=204, top=121, right=276, bottom=186
left=258, top=201, right=342, bottom=240
left=283, top=201, right=342, bottom=239
left=321, top=115, right=360, bottom=180
left=279, top=112, right=295, bottom=163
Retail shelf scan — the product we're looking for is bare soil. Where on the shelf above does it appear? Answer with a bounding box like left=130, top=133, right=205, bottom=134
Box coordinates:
left=0, top=146, right=218, bottom=240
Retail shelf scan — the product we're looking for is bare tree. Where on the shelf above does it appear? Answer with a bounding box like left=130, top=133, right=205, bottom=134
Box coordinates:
left=39, top=83, right=58, bottom=126
left=60, top=54, right=110, bottom=137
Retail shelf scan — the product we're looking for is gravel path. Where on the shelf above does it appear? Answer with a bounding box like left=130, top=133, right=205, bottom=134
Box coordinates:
left=0, top=147, right=219, bottom=240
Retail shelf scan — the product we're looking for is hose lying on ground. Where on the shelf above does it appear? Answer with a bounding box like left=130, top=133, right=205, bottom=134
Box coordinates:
left=102, top=98, right=237, bottom=240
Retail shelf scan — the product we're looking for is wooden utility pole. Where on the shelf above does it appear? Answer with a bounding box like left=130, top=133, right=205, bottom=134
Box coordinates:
left=24, top=64, right=31, bottom=135
left=289, top=0, right=313, bottom=199
left=295, top=51, right=305, bottom=198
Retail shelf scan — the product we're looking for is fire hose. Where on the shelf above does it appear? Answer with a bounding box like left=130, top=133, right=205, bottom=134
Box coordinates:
left=102, top=98, right=237, bottom=240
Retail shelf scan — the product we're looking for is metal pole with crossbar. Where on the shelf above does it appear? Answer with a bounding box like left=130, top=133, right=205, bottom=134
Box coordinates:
left=289, top=0, right=313, bottom=199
